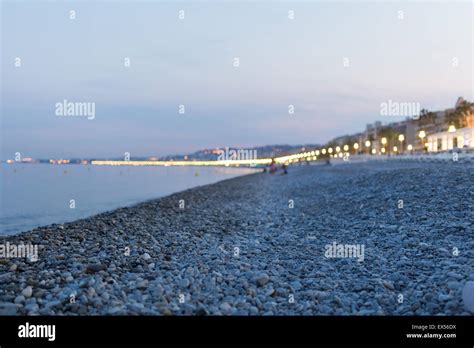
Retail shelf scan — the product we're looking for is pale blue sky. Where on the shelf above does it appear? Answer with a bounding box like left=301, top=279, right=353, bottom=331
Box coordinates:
left=1, top=1, right=472, bottom=159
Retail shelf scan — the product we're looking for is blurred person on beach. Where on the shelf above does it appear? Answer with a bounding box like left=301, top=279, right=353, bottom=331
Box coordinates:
left=269, top=159, right=277, bottom=174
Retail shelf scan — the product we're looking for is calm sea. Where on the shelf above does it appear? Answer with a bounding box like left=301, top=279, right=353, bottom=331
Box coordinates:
left=0, top=164, right=259, bottom=235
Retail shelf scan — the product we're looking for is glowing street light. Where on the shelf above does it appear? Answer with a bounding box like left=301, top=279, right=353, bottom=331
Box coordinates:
left=381, top=147, right=386, bottom=154
left=364, top=140, right=372, bottom=155
left=322, top=149, right=327, bottom=155
left=336, top=146, right=341, bottom=153
left=343, top=144, right=349, bottom=151
left=398, top=134, right=405, bottom=153
left=315, top=150, right=320, bottom=156
left=380, top=137, right=387, bottom=155
left=419, top=130, right=426, bottom=152
left=407, top=144, right=413, bottom=151
left=448, top=125, right=456, bottom=133
left=371, top=148, right=376, bottom=155
left=393, top=146, right=398, bottom=153
left=328, top=147, right=333, bottom=154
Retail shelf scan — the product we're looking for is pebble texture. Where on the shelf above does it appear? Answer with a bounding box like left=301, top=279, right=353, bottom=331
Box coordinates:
left=0, top=161, right=472, bottom=315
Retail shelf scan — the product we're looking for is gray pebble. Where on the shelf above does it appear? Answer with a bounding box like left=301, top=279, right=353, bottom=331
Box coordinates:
left=254, top=273, right=270, bottom=287
left=462, top=281, right=474, bottom=313
left=22, top=286, right=33, bottom=298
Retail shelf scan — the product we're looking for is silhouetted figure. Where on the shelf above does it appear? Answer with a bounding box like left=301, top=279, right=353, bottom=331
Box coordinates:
left=269, top=158, right=277, bottom=174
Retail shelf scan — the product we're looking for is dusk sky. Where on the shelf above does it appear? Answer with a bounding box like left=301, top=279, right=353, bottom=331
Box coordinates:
left=1, top=1, right=472, bottom=159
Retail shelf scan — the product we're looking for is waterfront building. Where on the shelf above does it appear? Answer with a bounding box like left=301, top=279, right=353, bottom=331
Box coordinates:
left=425, top=97, right=474, bottom=152
left=427, top=127, right=474, bottom=152
left=323, top=97, right=472, bottom=155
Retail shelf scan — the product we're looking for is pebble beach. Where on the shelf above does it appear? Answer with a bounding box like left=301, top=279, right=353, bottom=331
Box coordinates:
left=0, top=160, right=473, bottom=315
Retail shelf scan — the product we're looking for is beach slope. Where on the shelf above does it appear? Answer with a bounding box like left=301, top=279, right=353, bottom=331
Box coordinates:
left=0, top=161, right=473, bottom=315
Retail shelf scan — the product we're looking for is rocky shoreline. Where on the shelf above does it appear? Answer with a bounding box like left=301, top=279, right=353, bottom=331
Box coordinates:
left=0, top=160, right=473, bottom=315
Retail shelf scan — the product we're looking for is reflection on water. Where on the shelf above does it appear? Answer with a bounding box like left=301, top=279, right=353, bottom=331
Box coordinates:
left=0, top=164, right=259, bottom=235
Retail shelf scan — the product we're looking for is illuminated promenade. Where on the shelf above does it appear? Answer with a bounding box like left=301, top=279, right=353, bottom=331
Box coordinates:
left=91, top=159, right=272, bottom=167
left=91, top=148, right=350, bottom=167
left=90, top=150, right=474, bottom=167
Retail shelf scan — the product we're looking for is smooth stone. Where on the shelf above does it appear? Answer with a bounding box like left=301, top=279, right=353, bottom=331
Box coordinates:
left=220, top=302, right=232, bottom=314
left=87, top=287, right=96, bottom=297
left=447, top=281, right=460, bottom=291
left=447, top=272, right=464, bottom=280
left=254, top=273, right=270, bottom=287
left=195, top=306, right=208, bottom=316
left=86, top=264, right=106, bottom=273
left=45, top=300, right=62, bottom=308
left=382, top=281, right=395, bottom=290
left=249, top=306, right=259, bottom=314
left=462, top=281, right=474, bottom=313
left=107, top=306, right=124, bottom=315
left=0, top=303, right=20, bottom=315
left=314, top=291, right=329, bottom=301
left=445, top=301, right=458, bottom=311
left=127, top=303, right=145, bottom=313
left=265, top=288, right=275, bottom=296
left=426, top=302, right=439, bottom=313
left=438, top=294, right=452, bottom=302
left=22, top=286, right=33, bottom=298
left=319, top=304, right=333, bottom=314
left=136, top=280, right=148, bottom=290
left=14, top=295, right=25, bottom=304
left=290, top=281, right=302, bottom=291
left=179, top=279, right=190, bottom=288
left=24, top=302, right=39, bottom=313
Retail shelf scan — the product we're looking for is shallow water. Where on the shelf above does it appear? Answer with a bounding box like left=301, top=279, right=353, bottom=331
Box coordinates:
left=0, top=164, right=259, bottom=235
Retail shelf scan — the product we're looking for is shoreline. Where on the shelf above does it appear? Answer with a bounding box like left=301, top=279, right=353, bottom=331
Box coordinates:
left=42, top=170, right=263, bottom=237
left=0, top=161, right=472, bottom=315
left=22, top=154, right=468, bottom=238
left=0, top=165, right=261, bottom=237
